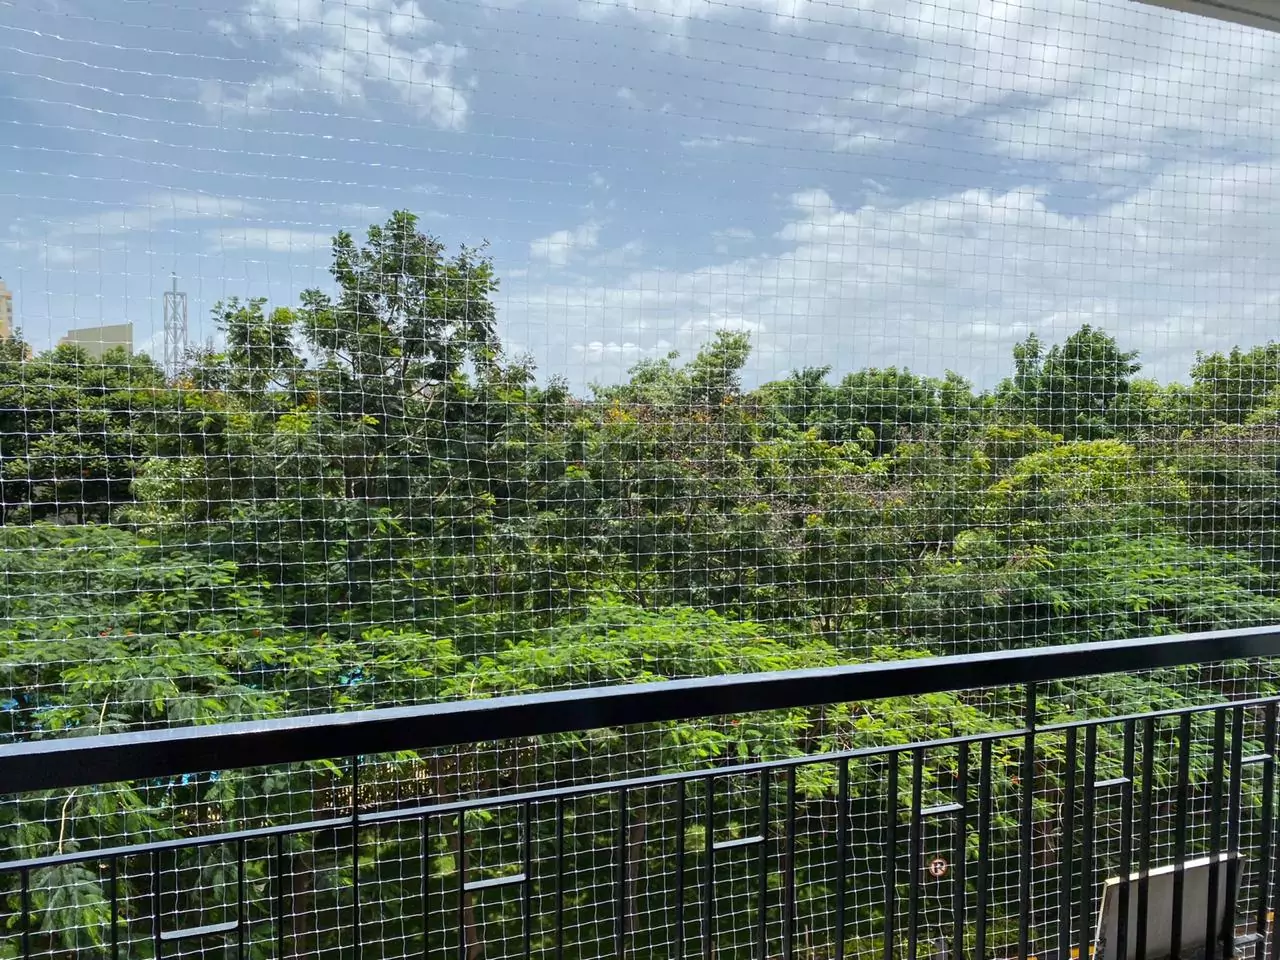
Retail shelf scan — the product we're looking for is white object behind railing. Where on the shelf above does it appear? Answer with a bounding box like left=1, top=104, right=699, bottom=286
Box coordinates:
left=1096, top=854, right=1244, bottom=960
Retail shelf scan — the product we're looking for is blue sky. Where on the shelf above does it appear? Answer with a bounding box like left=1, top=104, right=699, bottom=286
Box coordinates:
left=3, top=0, right=1279, bottom=389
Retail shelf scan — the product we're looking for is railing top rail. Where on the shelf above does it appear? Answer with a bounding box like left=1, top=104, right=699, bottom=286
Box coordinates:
left=2, top=626, right=1278, bottom=795
left=10, top=689, right=1280, bottom=875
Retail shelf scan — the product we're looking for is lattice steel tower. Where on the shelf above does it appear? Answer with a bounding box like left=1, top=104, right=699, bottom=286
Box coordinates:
left=162, top=273, right=188, bottom=378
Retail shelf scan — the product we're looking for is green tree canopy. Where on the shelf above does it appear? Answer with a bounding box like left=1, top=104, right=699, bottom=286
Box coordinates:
left=1000, top=324, right=1141, bottom=440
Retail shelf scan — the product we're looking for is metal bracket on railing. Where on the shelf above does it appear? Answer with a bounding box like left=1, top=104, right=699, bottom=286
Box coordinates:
left=158, top=919, right=239, bottom=943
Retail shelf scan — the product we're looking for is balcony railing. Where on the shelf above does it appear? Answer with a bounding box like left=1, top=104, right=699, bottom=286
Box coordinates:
left=3, top=628, right=1280, bottom=960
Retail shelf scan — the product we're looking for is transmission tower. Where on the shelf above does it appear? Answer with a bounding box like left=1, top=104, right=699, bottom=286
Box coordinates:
left=162, top=273, right=188, bottom=378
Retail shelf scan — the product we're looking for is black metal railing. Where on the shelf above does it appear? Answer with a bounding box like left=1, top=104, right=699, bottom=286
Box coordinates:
left=3, top=627, right=1280, bottom=960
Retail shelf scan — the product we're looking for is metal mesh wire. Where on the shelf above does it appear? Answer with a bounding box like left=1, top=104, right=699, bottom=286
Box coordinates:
left=3, top=0, right=1280, bottom=956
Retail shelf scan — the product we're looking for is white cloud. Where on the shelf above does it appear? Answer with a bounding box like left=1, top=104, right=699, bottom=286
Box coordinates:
left=210, top=0, right=469, bottom=129
left=589, top=239, right=646, bottom=269
left=530, top=221, right=601, bottom=267
left=680, top=134, right=760, bottom=149
left=612, top=86, right=670, bottom=113
left=208, top=227, right=332, bottom=255
left=76, top=193, right=254, bottom=236
left=338, top=203, right=387, bottom=224
left=573, top=339, right=671, bottom=365
left=11, top=191, right=343, bottom=285
left=711, top=227, right=755, bottom=255
left=584, top=0, right=815, bottom=25
left=804, top=115, right=890, bottom=153
left=584, top=0, right=1279, bottom=204
left=11, top=193, right=257, bottom=268
left=504, top=155, right=1280, bottom=388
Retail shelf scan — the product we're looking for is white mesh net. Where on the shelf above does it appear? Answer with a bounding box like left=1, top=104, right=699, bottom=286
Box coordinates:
left=3, top=0, right=1280, bottom=957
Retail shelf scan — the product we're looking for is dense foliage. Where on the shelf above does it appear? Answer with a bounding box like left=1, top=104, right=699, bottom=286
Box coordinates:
left=3, top=212, right=1280, bottom=958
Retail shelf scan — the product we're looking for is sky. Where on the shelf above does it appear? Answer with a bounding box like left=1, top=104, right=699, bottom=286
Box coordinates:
left=2, top=0, right=1279, bottom=390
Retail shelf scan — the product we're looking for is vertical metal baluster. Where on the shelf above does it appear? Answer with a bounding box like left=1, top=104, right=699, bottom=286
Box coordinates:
left=237, top=837, right=248, bottom=960
left=1137, top=716, right=1156, bottom=960
left=278, top=833, right=290, bottom=960
left=952, top=742, right=970, bottom=960
left=617, top=788, right=629, bottom=960
left=675, top=781, right=686, bottom=960
left=1224, top=706, right=1245, bottom=957
left=758, top=767, right=770, bottom=960
left=456, top=812, right=467, bottom=960
left=1116, top=721, right=1137, bottom=960
left=109, top=856, right=120, bottom=960
left=1141, top=716, right=1162, bottom=960
left=1171, top=714, right=1192, bottom=960
left=977, top=742, right=992, bottom=960
left=1058, top=728, right=1078, bottom=960
left=555, top=797, right=566, bottom=960
left=704, top=776, right=715, bottom=960
left=420, top=819, right=430, bottom=960
left=1020, top=683, right=1037, bottom=960
left=1271, top=714, right=1280, bottom=960
left=908, top=749, right=924, bottom=960
left=885, top=753, right=900, bottom=960
left=784, top=766, right=797, bottom=960
left=1077, top=725, right=1098, bottom=960
left=837, top=758, right=850, bottom=960
left=352, top=756, right=362, bottom=960
left=20, top=866, right=31, bottom=960
left=523, top=802, right=534, bottom=960
left=152, top=849, right=163, bottom=960
left=1256, top=704, right=1277, bottom=948
left=1206, top=711, right=1227, bottom=960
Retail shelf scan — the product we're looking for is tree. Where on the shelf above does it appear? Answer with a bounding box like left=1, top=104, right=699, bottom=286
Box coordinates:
left=1190, top=343, right=1280, bottom=425
left=0, top=343, right=169, bottom=524
left=761, top=365, right=833, bottom=433
left=597, top=330, right=754, bottom=411
left=984, top=438, right=1182, bottom=543
left=300, top=210, right=499, bottom=389
left=128, top=213, right=522, bottom=629
left=682, top=330, right=752, bottom=407
left=1000, top=325, right=1140, bottom=440
left=829, top=367, right=941, bottom=451
left=198, top=297, right=304, bottom=405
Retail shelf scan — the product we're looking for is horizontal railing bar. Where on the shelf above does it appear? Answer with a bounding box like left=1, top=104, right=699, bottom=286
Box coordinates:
left=3, top=627, right=1279, bottom=794
left=0, top=816, right=350, bottom=872
left=1036, top=691, right=1280, bottom=734
left=1243, top=753, right=1272, bottom=765
left=8, top=687, right=1280, bottom=875
left=382, top=690, right=1280, bottom=824
left=358, top=727, right=1031, bottom=824
left=1093, top=777, right=1132, bottom=789
left=159, top=920, right=240, bottom=942
left=4, top=726, right=1029, bottom=873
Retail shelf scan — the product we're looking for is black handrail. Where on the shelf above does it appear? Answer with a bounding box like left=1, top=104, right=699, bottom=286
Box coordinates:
left=2, top=625, right=1278, bottom=795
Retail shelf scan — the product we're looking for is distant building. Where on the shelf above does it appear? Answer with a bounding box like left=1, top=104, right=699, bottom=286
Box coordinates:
left=0, top=279, right=12, bottom=339
left=58, top=322, right=134, bottom=360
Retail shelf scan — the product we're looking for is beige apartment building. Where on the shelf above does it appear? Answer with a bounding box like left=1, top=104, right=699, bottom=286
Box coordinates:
left=0, top=279, right=12, bottom=339
left=58, top=322, right=134, bottom=359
